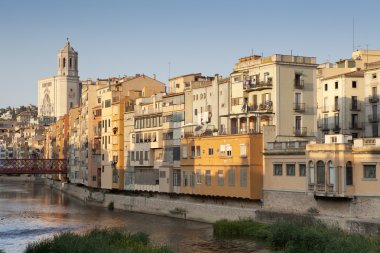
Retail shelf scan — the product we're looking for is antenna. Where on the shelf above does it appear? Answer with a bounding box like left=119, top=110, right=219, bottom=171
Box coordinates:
left=168, top=62, right=171, bottom=79
left=352, top=17, right=355, bottom=52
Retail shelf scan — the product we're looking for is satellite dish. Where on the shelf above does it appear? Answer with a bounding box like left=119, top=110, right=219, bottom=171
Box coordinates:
left=194, top=125, right=202, bottom=131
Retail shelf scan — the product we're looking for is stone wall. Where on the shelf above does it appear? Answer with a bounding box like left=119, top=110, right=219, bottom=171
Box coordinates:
left=42, top=178, right=380, bottom=235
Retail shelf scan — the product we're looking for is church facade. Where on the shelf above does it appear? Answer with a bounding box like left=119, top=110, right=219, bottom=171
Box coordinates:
left=38, top=40, right=80, bottom=119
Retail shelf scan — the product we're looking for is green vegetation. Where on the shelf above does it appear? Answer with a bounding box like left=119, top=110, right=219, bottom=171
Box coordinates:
left=0, top=249, right=5, bottom=253
left=25, top=228, right=171, bottom=253
left=107, top=201, right=114, bottom=210
left=213, top=219, right=380, bottom=253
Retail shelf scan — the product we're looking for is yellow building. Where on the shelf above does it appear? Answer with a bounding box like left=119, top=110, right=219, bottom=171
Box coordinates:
left=180, top=133, right=263, bottom=199
left=100, top=75, right=165, bottom=190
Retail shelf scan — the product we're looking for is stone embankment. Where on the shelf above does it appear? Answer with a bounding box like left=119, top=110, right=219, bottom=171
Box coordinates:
left=2, top=176, right=380, bottom=235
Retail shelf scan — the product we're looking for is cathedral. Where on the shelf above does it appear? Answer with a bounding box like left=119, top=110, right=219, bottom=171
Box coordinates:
left=38, top=40, right=80, bottom=119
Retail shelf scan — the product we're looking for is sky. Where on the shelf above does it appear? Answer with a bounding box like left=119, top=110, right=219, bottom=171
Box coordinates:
left=0, top=0, right=379, bottom=107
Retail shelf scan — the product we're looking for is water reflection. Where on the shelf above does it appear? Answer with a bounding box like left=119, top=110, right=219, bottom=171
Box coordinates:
left=0, top=181, right=266, bottom=253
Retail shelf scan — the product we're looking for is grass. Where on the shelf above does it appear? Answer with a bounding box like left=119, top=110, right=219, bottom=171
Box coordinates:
left=213, top=219, right=380, bottom=253
left=24, top=228, right=172, bottom=253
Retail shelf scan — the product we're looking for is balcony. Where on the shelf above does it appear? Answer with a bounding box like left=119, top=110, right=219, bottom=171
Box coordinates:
left=294, top=79, right=304, bottom=89
left=322, top=124, right=329, bottom=132
left=349, top=122, right=363, bottom=130
left=248, top=104, right=259, bottom=112
left=332, top=124, right=341, bottom=132
left=293, top=103, right=305, bottom=113
left=135, top=108, right=163, bottom=117
left=331, top=104, right=340, bottom=112
left=368, top=114, right=380, bottom=123
left=256, top=102, right=273, bottom=113
left=369, top=95, right=379, bottom=103
left=244, top=80, right=272, bottom=91
left=350, top=102, right=361, bottom=111
left=293, top=127, right=307, bottom=137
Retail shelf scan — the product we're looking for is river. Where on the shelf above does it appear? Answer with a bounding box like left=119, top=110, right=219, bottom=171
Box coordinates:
left=0, top=180, right=267, bottom=253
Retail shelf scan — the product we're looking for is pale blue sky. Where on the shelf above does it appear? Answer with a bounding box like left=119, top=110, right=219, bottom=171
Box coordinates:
left=0, top=0, right=379, bottom=107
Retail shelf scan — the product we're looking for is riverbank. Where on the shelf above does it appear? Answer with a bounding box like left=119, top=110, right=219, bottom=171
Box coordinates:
left=25, top=228, right=171, bottom=253
left=213, top=219, right=380, bottom=253
left=3, top=176, right=380, bottom=236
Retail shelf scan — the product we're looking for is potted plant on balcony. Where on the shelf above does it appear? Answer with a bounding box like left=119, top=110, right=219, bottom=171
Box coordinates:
left=212, top=128, right=218, bottom=136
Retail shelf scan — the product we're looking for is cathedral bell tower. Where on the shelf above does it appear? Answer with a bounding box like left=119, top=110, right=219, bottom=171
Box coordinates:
left=57, top=38, right=78, bottom=77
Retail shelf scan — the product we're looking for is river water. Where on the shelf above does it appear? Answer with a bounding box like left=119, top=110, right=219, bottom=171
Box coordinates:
left=0, top=180, right=267, bottom=253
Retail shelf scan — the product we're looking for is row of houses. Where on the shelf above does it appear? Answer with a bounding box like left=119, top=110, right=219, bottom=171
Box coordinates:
left=44, top=49, right=380, bottom=217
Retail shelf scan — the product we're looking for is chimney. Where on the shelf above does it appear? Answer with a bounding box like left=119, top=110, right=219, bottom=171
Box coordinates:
left=153, top=74, right=156, bottom=80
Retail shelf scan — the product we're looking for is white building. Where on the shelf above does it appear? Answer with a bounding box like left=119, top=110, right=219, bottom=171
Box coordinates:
left=37, top=40, right=80, bottom=119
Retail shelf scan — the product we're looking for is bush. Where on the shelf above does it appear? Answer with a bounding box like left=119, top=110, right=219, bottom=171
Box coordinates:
left=213, top=219, right=380, bottom=253
left=25, top=228, right=172, bottom=253
left=107, top=201, right=114, bottom=210
left=213, top=219, right=270, bottom=241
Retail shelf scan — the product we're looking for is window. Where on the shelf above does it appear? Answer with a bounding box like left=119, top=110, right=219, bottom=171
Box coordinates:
left=194, top=109, right=197, bottom=116
left=196, top=146, right=201, bottom=157
left=217, top=170, right=224, bottom=186
left=104, top=99, right=111, bottom=108
left=346, top=162, right=353, bottom=185
left=335, top=81, right=338, bottom=89
left=191, top=146, right=195, bottom=158
left=364, top=164, right=376, bottom=179
left=240, top=144, right=247, bottom=157
left=144, top=151, right=149, bottom=161
left=102, top=154, right=104, bottom=161
left=205, top=170, right=211, bottom=186
left=183, top=172, right=188, bottom=187
left=173, top=170, right=181, bottom=186
left=182, top=145, right=188, bottom=159
left=240, top=168, right=247, bottom=187
left=228, top=168, right=235, bottom=186
left=324, top=83, right=328, bottom=91
left=309, top=161, right=315, bottom=184
left=373, top=73, right=377, bottom=79
left=286, top=164, right=296, bottom=176
left=352, top=81, right=357, bottom=88
left=274, top=164, right=283, bottom=176
left=208, top=148, right=214, bottom=156
left=226, top=145, right=232, bottom=157
left=189, top=172, right=194, bottom=187
left=196, top=169, right=201, bottom=184
left=299, top=164, right=306, bottom=176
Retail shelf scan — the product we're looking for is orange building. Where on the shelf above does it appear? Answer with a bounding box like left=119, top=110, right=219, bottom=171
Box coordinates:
left=180, top=133, right=263, bottom=199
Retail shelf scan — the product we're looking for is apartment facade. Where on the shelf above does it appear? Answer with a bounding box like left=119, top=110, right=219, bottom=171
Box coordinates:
left=180, top=133, right=263, bottom=199
left=229, top=54, right=317, bottom=141
left=127, top=93, right=164, bottom=191
left=68, top=107, right=81, bottom=183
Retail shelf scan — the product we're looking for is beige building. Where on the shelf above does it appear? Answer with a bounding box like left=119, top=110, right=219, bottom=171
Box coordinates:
left=38, top=40, right=80, bottom=119
left=127, top=93, right=164, bottom=191
left=229, top=54, right=317, bottom=142
left=364, top=61, right=380, bottom=137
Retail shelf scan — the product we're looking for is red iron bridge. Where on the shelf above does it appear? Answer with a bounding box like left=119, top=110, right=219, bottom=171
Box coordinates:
left=0, top=159, right=67, bottom=174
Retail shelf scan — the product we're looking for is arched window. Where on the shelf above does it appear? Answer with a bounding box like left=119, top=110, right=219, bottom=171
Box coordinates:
left=316, top=161, right=325, bottom=185
left=309, top=161, right=314, bottom=184
left=346, top=162, right=353, bottom=185
left=69, top=58, right=72, bottom=69
left=63, top=58, right=66, bottom=68
left=328, top=161, right=335, bottom=185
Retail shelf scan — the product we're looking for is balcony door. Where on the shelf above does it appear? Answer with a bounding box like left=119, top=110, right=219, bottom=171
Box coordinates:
left=317, top=161, right=325, bottom=188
